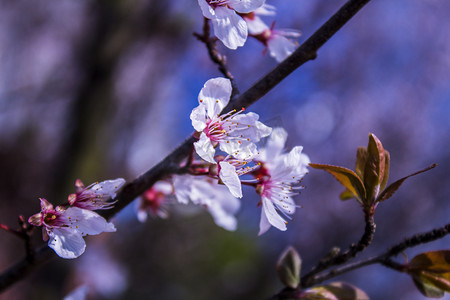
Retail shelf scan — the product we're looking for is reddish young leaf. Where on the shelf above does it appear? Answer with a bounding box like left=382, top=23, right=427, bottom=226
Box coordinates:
left=379, top=150, right=390, bottom=192
left=376, top=164, right=437, bottom=203
left=355, top=147, right=368, bottom=180
left=363, top=133, right=385, bottom=203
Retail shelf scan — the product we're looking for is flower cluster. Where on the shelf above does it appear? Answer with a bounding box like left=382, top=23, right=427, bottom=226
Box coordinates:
left=197, top=1, right=301, bottom=61
left=134, top=78, right=309, bottom=235
left=135, top=175, right=240, bottom=232
left=189, top=77, right=309, bottom=234
left=198, top=0, right=266, bottom=49
left=28, top=178, right=125, bottom=259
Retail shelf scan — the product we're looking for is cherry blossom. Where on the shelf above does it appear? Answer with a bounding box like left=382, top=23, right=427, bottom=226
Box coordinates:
left=253, top=26, right=301, bottom=62
left=135, top=181, right=172, bottom=222
left=240, top=4, right=276, bottom=35
left=68, top=178, right=125, bottom=210
left=198, top=0, right=266, bottom=49
left=28, top=198, right=116, bottom=259
left=216, top=144, right=260, bottom=198
left=252, top=127, right=310, bottom=235
left=173, top=174, right=240, bottom=231
left=190, top=77, right=271, bottom=163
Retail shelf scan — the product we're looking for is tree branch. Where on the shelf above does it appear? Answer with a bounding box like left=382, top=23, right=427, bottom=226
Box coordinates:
left=301, top=214, right=376, bottom=287
left=303, top=222, right=450, bottom=287
left=194, top=17, right=240, bottom=96
left=0, top=0, right=373, bottom=293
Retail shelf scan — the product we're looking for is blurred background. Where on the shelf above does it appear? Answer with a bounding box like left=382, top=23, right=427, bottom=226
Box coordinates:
left=1, top=0, right=449, bottom=299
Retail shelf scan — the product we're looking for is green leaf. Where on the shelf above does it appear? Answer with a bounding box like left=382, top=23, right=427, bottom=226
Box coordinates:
left=412, top=273, right=445, bottom=298
left=340, top=189, right=355, bottom=201
left=376, top=164, right=437, bottom=203
left=301, top=282, right=370, bottom=300
left=276, top=246, right=302, bottom=289
left=363, top=133, right=385, bottom=203
left=309, top=163, right=366, bottom=204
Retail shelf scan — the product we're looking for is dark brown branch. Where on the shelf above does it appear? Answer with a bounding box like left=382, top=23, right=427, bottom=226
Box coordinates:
left=0, top=0, right=372, bottom=293
left=224, top=0, right=372, bottom=113
left=301, top=214, right=376, bottom=287
left=303, top=222, right=450, bottom=288
left=194, top=17, right=240, bottom=96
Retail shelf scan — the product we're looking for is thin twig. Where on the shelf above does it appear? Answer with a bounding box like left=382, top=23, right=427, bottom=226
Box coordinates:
left=301, top=214, right=376, bottom=287
left=194, top=17, right=240, bottom=97
left=0, top=0, right=372, bottom=293
left=303, top=222, right=450, bottom=287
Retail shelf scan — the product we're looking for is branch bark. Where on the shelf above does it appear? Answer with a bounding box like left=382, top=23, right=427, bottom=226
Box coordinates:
left=301, top=214, right=376, bottom=287
left=303, top=222, right=450, bottom=287
left=0, top=0, right=372, bottom=293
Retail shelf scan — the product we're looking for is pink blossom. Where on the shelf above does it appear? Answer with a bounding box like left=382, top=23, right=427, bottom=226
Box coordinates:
left=252, top=128, right=310, bottom=235
left=191, top=77, right=271, bottom=163
left=252, top=25, right=301, bottom=62
left=240, top=4, right=276, bottom=35
left=28, top=198, right=116, bottom=259
left=173, top=174, right=240, bottom=231
left=216, top=145, right=261, bottom=198
left=198, top=0, right=266, bottom=49
left=68, top=178, right=125, bottom=210
left=135, top=181, right=172, bottom=222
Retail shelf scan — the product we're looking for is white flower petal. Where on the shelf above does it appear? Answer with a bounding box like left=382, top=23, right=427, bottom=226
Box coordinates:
left=254, top=4, right=276, bottom=16
left=262, top=127, right=288, bottom=161
left=268, top=34, right=298, bottom=62
left=135, top=199, right=148, bottom=223
left=276, top=29, right=302, bottom=38
left=212, top=7, right=247, bottom=49
left=90, top=178, right=125, bottom=198
left=232, top=112, right=272, bottom=141
left=219, top=161, right=243, bottom=198
left=194, top=132, right=217, bottom=163
left=197, top=0, right=215, bottom=19
left=65, top=207, right=116, bottom=236
left=285, top=146, right=310, bottom=177
left=246, top=16, right=270, bottom=35
left=261, top=196, right=287, bottom=232
left=190, top=105, right=208, bottom=132
left=172, top=175, right=192, bottom=204
left=207, top=200, right=238, bottom=231
left=258, top=205, right=272, bottom=235
left=198, top=77, right=232, bottom=118
left=228, top=0, right=265, bottom=13
left=48, top=227, right=86, bottom=259
left=63, top=285, right=89, bottom=300
left=173, top=175, right=241, bottom=230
